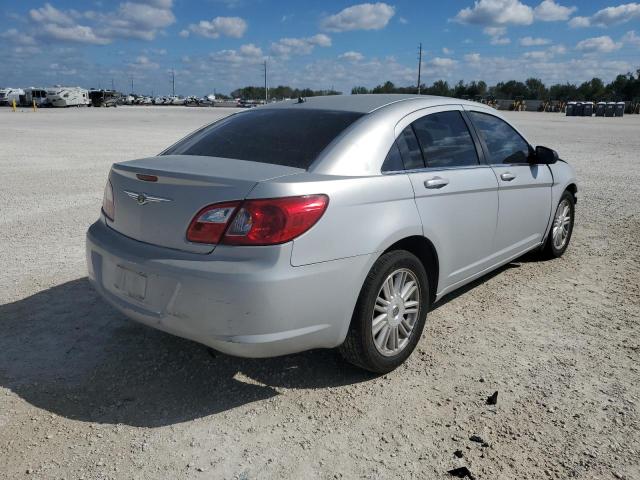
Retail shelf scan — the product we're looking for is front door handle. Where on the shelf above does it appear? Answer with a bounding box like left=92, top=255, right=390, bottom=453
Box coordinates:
left=500, top=172, right=516, bottom=181
left=424, top=176, right=449, bottom=189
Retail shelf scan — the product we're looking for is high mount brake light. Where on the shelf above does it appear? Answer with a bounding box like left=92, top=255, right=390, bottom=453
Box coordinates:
left=102, top=179, right=115, bottom=221
left=186, top=195, right=329, bottom=246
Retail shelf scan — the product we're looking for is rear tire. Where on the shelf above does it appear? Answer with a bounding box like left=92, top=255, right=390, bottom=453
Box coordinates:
left=339, top=250, right=429, bottom=374
left=541, top=190, right=575, bottom=259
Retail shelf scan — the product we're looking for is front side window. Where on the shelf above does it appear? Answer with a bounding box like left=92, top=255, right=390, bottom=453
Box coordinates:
left=411, top=111, right=479, bottom=168
left=468, top=111, right=531, bottom=164
left=162, top=109, right=363, bottom=169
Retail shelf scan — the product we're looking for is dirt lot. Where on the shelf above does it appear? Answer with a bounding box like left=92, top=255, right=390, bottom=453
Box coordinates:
left=1, top=106, right=638, bottom=480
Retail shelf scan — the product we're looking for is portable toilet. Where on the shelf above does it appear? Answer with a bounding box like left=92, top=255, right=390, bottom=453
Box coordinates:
left=566, top=101, right=576, bottom=116
left=615, top=102, right=625, bottom=117
left=595, top=102, right=606, bottom=116
left=605, top=102, right=616, bottom=117
left=574, top=102, right=585, bottom=116
left=582, top=102, right=594, bottom=116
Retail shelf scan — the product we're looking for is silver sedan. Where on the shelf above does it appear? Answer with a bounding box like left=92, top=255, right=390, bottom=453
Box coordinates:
left=86, top=94, right=577, bottom=373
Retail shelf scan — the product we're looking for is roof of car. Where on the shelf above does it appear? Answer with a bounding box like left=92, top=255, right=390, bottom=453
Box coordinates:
left=262, top=94, right=474, bottom=114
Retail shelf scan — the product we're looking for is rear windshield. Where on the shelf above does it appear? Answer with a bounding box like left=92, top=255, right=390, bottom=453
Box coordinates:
left=162, top=108, right=363, bottom=169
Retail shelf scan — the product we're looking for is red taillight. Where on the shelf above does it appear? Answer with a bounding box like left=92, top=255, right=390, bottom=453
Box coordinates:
left=186, top=201, right=241, bottom=244
left=102, top=179, right=115, bottom=221
left=186, top=195, right=329, bottom=246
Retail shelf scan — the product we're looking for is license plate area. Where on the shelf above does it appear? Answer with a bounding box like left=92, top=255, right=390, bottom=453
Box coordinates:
left=114, top=266, right=147, bottom=301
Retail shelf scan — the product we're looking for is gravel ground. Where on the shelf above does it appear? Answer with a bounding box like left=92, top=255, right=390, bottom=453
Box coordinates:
left=1, top=106, right=639, bottom=480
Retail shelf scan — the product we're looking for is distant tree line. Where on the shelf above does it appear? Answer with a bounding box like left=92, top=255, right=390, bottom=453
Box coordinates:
left=229, top=68, right=640, bottom=102
left=351, top=69, right=640, bottom=102
left=230, top=85, right=341, bottom=100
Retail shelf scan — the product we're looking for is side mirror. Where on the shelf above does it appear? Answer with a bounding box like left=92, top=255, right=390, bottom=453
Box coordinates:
left=534, top=145, right=559, bottom=164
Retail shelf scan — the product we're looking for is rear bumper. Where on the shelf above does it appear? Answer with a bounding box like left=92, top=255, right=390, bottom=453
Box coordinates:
left=86, top=220, right=371, bottom=357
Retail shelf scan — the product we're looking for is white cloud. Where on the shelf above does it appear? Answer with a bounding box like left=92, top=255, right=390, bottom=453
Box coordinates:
left=103, top=1, right=175, bottom=40
left=591, top=2, right=640, bottom=26
left=483, top=26, right=511, bottom=44
left=522, top=44, right=565, bottom=60
left=43, top=24, right=110, bottom=45
left=491, top=36, right=511, bottom=45
left=184, top=16, right=247, bottom=39
left=534, top=0, right=576, bottom=21
left=1, top=28, right=37, bottom=46
left=549, top=44, right=567, bottom=55
left=454, top=0, right=534, bottom=26
left=398, top=16, right=408, bottom=24
left=129, top=55, right=159, bottom=70
left=26, top=1, right=176, bottom=43
left=464, top=53, right=482, bottom=63
left=339, top=51, right=364, bottom=62
left=28, top=2, right=110, bottom=44
left=321, top=2, right=395, bottom=32
left=428, top=57, right=458, bottom=68
left=442, top=47, right=453, bottom=54
left=622, top=30, right=640, bottom=46
left=520, top=36, right=551, bottom=46
left=569, top=3, right=640, bottom=28
left=239, top=43, right=262, bottom=57
left=270, top=34, right=331, bottom=57
left=206, top=43, right=264, bottom=64
left=576, top=35, right=622, bottom=53
left=568, top=16, right=590, bottom=28
left=29, top=3, right=76, bottom=26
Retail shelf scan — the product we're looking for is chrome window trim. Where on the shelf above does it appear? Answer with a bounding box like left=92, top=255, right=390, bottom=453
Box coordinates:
left=382, top=164, right=494, bottom=176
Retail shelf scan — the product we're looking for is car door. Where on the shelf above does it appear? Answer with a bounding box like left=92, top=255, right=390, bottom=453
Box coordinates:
left=465, top=109, right=552, bottom=261
left=393, top=106, right=499, bottom=292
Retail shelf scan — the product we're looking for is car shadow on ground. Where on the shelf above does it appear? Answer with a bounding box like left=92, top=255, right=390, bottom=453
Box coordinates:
left=0, top=278, right=374, bottom=428
left=1, top=255, right=533, bottom=428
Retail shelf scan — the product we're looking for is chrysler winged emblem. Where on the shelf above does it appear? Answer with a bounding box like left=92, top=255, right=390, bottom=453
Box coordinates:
left=124, top=190, right=172, bottom=206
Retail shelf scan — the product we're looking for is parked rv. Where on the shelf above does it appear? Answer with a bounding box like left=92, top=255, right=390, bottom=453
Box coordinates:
left=47, top=87, right=90, bottom=107
left=89, top=89, right=120, bottom=107
left=24, top=88, right=49, bottom=107
left=0, top=88, right=25, bottom=106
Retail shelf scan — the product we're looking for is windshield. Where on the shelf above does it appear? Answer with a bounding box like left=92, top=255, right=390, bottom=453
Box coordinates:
left=161, top=108, right=363, bottom=169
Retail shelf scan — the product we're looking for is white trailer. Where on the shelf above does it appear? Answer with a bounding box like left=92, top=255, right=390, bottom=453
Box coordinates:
left=46, top=87, right=90, bottom=107
left=0, top=88, right=25, bottom=106
left=24, top=87, right=49, bottom=107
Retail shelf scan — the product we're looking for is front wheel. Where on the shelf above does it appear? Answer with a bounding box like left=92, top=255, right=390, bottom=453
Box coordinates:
left=339, top=250, right=429, bottom=373
left=541, top=190, right=575, bottom=258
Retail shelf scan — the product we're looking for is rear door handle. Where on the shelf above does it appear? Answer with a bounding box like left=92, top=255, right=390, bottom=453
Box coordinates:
left=424, top=176, right=449, bottom=189
left=500, top=172, right=516, bottom=181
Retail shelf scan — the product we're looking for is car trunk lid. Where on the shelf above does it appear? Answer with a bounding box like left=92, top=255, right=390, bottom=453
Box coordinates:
left=107, top=154, right=303, bottom=253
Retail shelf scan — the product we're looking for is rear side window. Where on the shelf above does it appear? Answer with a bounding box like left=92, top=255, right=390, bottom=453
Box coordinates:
left=412, top=111, right=479, bottom=168
left=468, top=111, right=531, bottom=164
left=162, top=108, right=363, bottom=169
left=396, top=126, right=425, bottom=170
left=381, top=142, right=404, bottom=172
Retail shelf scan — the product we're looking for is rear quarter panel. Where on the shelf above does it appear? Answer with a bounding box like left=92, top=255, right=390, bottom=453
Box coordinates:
left=248, top=173, right=422, bottom=266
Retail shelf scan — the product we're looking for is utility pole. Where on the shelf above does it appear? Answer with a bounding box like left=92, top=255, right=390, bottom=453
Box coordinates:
left=171, top=69, right=175, bottom=96
left=263, top=60, right=268, bottom=103
left=130, top=75, right=134, bottom=94
left=417, top=42, right=422, bottom=95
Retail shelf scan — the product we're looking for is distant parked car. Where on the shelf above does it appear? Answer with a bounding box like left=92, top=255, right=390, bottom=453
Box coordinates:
left=87, top=95, right=577, bottom=373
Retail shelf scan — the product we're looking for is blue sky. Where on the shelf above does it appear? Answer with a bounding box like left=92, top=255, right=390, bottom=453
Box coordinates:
left=1, top=1, right=639, bottom=95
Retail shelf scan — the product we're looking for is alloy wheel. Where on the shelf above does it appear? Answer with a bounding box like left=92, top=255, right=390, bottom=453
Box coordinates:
left=371, top=268, right=421, bottom=356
